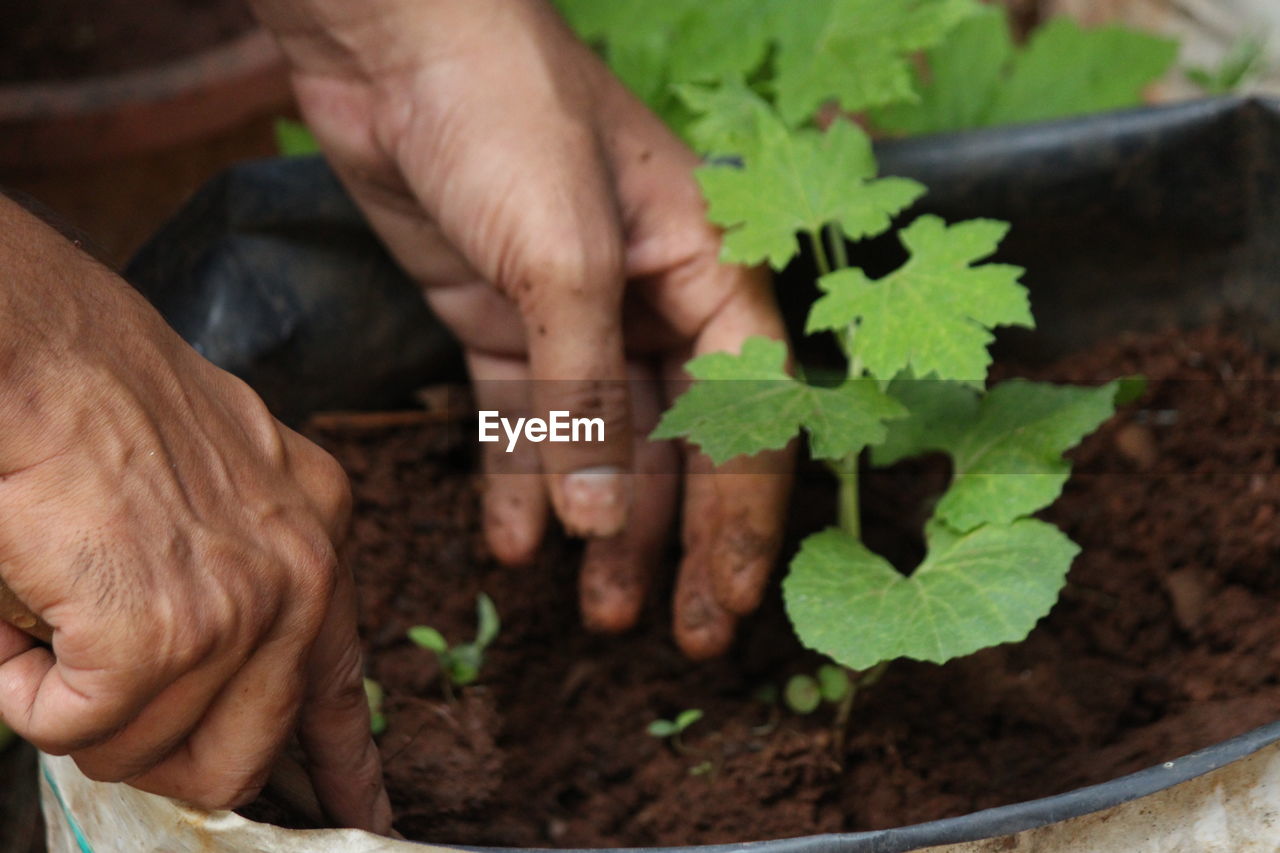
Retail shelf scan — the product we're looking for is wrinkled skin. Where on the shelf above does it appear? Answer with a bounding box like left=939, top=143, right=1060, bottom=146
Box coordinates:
left=0, top=196, right=389, bottom=832
left=251, top=0, right=795, bottom=657
left=0, top=0, right=795, bottom=830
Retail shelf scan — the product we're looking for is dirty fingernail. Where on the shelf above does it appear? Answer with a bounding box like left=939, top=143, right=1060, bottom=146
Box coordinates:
left=559, top=466, right=629, bottom=537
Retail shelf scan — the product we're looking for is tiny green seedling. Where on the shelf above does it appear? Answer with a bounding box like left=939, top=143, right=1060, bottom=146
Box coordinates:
left=784, top=664, right=852, bottom=715
left=364, top=678, right=387, bottom=736
left=647, top=708, right=704, bottom=755
left=1187, top=35, right=1269, bottom=95
left=408, top=593, right=500, bottom=701
left=274, top=117, right=321, bottom=157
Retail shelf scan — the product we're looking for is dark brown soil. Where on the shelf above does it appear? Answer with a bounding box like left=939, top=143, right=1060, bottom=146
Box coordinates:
left=279, top=325, right=1280, bottom=846
left=0, top=0, right=255, bottom=84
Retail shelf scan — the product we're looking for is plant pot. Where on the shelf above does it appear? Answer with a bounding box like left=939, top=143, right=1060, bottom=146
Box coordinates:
left=0, top=27, right=290, bottom=168
left=37, top=95, right=1280, bottom=851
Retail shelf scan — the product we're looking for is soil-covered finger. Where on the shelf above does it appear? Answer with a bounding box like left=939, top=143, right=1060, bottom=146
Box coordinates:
left=579, top=371, right=678, bottom=632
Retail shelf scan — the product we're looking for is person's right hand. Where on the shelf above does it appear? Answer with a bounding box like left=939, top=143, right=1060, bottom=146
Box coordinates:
left=0, top=196, right=390, bottom=833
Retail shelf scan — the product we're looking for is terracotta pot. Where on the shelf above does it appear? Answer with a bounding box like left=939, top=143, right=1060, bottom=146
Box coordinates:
left=0, top=27, right=291, bottom=169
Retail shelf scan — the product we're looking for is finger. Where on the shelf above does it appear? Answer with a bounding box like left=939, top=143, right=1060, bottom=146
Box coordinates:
left=671, top=455, right=737, bottom=660
left=295, top=565, right=391, bottom=833
left=579, top=365, right=678, bottom=632
left=67, top=663, right=242, bottom=783
left=0, top=640, right=156, bottom=755
left=122, top=530, right=341, bottom=811
left=124, top=633, right=307, bottom=811
left=0, top=620, right=34, bottom=678
left=469, top=352, right=549, bottom=567
left=385, top=47, right=635, bottom=537
left=667, top=256, right=793, bottom=614
left=703, top=453, right=793, bottom=615
left=281, top=428, right=354, bottom=543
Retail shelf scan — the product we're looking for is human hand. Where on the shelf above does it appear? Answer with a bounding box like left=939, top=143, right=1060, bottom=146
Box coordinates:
left=0, top=197, right=390, bottom=832
left=251, top=0, right=795, bottom=658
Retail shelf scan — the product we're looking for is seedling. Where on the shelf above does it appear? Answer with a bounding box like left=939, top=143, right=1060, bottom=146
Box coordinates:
left=784, top=664, right=853, bottom=715
left=594, top=2, right=1142, bottom=701
left=364, top=678, right=387, bottom=736
left=274, top=117, right=320, bottom=157
left=647, top=708, right=704, bottom=755
left=1187, top=35, right=1269, bottom=96
left=408, top=593, right=500, bottom=702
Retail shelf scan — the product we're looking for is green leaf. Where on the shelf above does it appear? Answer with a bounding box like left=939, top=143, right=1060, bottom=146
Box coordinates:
left=274, top=118, right=320, bottom=157
left=874, top=379, right=1123, bottom=530
left=475, top=592, right=500, bottom=650
left=873, top=10, right=1177, bottom=135
left=872, top=373, right=981, bottom=465
left=872, top=6, right=1014, bottom=134
left=651, top=337, right=907, bottom=464
left=447, top=646, right=482, bottom=686
left=647, top=719, right=678, bottom=738
left=1186, top=35, right=1267, bottom=95
left=934, top=380, right=1123, bottom=530
left=364, top=678, right=387, bottom=736
left=676, top=78, right=776, bottom=159
left=808, top=216, right=1031, bottom=384
left=784, top=674, right=822, bottom=714
left=770, top=0, right=980, bottom=126
left=784, top=520, right=1078, bottom=669
left=697, top=117, right=925, bottom=269
left=407, top=625, right=448, bottom=653
left=673, top=708, right=704, bottom=732
left=816, top=663, right=852, bottom=702
left=985, top=18, right=1177, bottom=127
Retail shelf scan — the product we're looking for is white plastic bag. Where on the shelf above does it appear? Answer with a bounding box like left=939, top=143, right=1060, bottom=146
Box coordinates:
left=40, top=742, right=1280, bottom=852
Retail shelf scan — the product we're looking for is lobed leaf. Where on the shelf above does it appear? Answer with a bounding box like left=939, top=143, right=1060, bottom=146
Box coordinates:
left=808, top=216, right=1031, bottom=383
left=697, top=117, right=925, bottom=269
left=651, top=337, right=906, bottom=464
left=783, top=520, right=1078, bottom=670
left=873, top=8, right=1178, bottom=134
left=873, top=379, right=1125, bottom=531
left=770, top=0, right=980, bottom=126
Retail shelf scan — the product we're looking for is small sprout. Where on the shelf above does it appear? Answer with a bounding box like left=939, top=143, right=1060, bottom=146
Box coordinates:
left=274, top=117, right=321, bottom=157
left=785, top=674, right=822, bottom=715
left=647, top=708, right=703, bottom=739
left=1187, top=35, right=1268, bottom=95
left=364, top=678, right=387, bottom=736
left=408, top=593, right=501, bottom=700
left=688, top=760, right=714, bottom=777
left=817, top=664, right=852, bottom=703
left=647, top=708, right=705, bottom=758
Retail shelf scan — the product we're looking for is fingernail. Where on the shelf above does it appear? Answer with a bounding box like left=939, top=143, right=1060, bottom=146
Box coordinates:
left=559, top=466, right=629, bottom=537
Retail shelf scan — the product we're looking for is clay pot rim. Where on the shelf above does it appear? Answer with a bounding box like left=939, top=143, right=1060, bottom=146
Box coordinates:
left=0, top=27, right=286, bottom=121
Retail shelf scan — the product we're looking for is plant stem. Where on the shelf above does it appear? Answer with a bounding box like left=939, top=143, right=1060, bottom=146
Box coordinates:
left=808, top=230, right=832, bottom=276
left=826, top=224, right=849, bottom=270
left=832, top=661, right=890, bottom=764
left=837, top=454, right=860, bottom=540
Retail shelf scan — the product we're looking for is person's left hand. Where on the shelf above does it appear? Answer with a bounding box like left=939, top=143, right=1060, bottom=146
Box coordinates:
left=250, top=0, right=794, bottom=658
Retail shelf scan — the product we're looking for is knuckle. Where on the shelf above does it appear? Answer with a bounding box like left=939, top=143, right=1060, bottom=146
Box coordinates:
left=309, top=447, right=354, bottom=531
left=507, top=240, right=622, bottom=312
left=282, top=536, right=340, bottom=631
